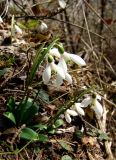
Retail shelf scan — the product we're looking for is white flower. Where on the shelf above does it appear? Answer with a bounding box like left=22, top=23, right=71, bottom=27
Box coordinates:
left=42, top=60, right=65, bottom=84
left=39, top=21, right=48, bottom=32
left=0, top=16, right=3, bottom=23
left=15, top=24, right=23, bottom=34
left=73, top=103, right=85, bottom=116
left=49, top=48, right=61, bottom=58
left=80, top=94, right=103, bottom=118
left=56, top=58, right=72, bottom=86
left=58, top=0, right=66, bottom=9
left=65, top=109, right=78, bottom=123
left=49, top=48, right=86, bottom=66
left=64, top=103, right=85, bottom=123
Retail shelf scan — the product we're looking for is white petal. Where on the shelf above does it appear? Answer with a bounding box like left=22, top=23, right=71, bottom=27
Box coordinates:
left=15, top=25, right=23, bottom=34
left=74, top=103, right=85, bottom=116
left=0, top=16, right=3, bottom=23
left=63, top=52, right=71, bottom=61
left=58, top=0, right=66, bottom=9
left=49, top=48, right=61, bottom=58
left=81, top=97, right=92, bottom=108
left=96, top=94, right=101, bottom=100
left=66, top=109, right=78, bottom=116
left=65, top=73, right=72, bottom=84
left=39, top=22, right=48, bottom=32
left=65, top=112, right=71, bottom=123
left=42, top=64, right=51, bottom=84
left=56, top=74, right=63, bottom=86
left=92, top=100, right=103, bottom=118
left=58, top=58, right=67, bottom=73
left=69, top=54, right=86, bottom=66
left=51, top=62, right=65, bottom=79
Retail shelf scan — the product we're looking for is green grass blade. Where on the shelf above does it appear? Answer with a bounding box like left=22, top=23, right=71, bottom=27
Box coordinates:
left=27, top=38, right=59, bottom=86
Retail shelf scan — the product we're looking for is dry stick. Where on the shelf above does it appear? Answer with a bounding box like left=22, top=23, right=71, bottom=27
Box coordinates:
left=99, top=0, right=107, bottom=51
left=82, top=3, right=103, bottom=88
left=63, top=9, right=75, bottom=53
left=96, top=95, right=114, bottom=160
left=83, top=0, right=114, bottom=35
left=50, top=17, right=105, bottom=40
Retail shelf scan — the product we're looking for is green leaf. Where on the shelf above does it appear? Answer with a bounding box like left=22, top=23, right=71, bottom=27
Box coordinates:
left=26, top=19, right=39, bottom=29
left=38, top=89, right=49, bottom=102
left=75, top=130, right=84, bottom=139
left=27, top=38, right=59, bottom=86
left=98, top=132, right=109, bottom=141
left=3, top=112, right=16, bottom=124
left=16, top=98, right=38, bottom=124
left=0, top=68, right=10, bottom=78
left=53, top=119, right=64, bottom=128
left=38, top=134, right=48, bottom=142
left=6, top=97, right=16, bottom=112
left=61, top=155, right=72, bottom=160
left=59, top=140, right=73, bottom=152
left=20, top=127, right=39, bottom=141
left=32, top=123, right=47, bottom=130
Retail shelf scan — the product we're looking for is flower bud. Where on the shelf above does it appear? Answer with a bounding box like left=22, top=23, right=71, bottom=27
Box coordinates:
left=48, top=55, right=54, bottom=63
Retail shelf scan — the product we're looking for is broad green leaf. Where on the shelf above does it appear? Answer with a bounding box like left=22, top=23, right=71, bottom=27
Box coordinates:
left=20, top=127, right=39, bottom=141
left=32, top=123, right=47, bottom=130
left=0, top=68, right=9, bottom=78
left=38, top=134, right=48, bottom=142
left=61, top=155, right=72, bottom=160
left=59, top=140, right=73, bottom=151
left=16, top=98, right=38, bottom=124
left=53, top=119, right=64, bottom=128
left=3, top=112, right=16, bottom=124
left=6, top=97, right=16, bottom=112
left=27, top=38, right=59, bottom=86
left=38, top=89, right=49, bottom=102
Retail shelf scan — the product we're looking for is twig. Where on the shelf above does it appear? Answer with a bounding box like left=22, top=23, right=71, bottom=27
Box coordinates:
left=96, top=95, right=114, bottom=160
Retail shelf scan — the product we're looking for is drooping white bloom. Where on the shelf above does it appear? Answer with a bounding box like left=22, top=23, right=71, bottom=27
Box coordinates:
left=65, top=109, right=78, bottom=123
left=56, top=58, right=72, bottom=86
left=80, top=94, right=103, bottom=118
left=49, top=47, right=86, bottom=66
left=42, top=58, right=65, bottom=84
left=39, top=21, right=48, bottom=32
left=58, top=0, right=66, bottom=9
left=15, top=24, right=23, bottom=34
left=0, top=16, right=3, bottom=23
left=49, top=48, right=61, bottom=58
left=64, top=103, right=85, bottom=123
left=74, top=103, right=85, bottom=116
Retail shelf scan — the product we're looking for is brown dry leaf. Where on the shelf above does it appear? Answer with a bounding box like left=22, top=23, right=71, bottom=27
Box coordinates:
left=82, top=136, right=97, bottom=146
left=2, top=127, right=17, bottom=135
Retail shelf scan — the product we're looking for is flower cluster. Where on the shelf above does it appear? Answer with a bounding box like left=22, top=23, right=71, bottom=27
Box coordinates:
left=64, top=93, right=103, bottom=123
left=42, top=44, right=86, bottom=86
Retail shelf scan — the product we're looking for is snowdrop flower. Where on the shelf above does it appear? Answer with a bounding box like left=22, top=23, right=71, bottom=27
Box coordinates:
left=80, top=93, right=103, bottom=118
left=58, top=0, right=66, bottom=9
left=56, top=58, right=72, bottom=86
left=39, top=21, right=48, bottom=32
left=73, top=103, right=85, bottom=116
left=15, top=24, right=23, bottom=34
left=64, top=103, right=85, bottom=123
left=49, top=47, right=86, bottom=66
left=65, top=109, right=78, bottom=123
left=0, top=16, right=3, bottom=23
left=42, top=55, right=65, bottom=84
